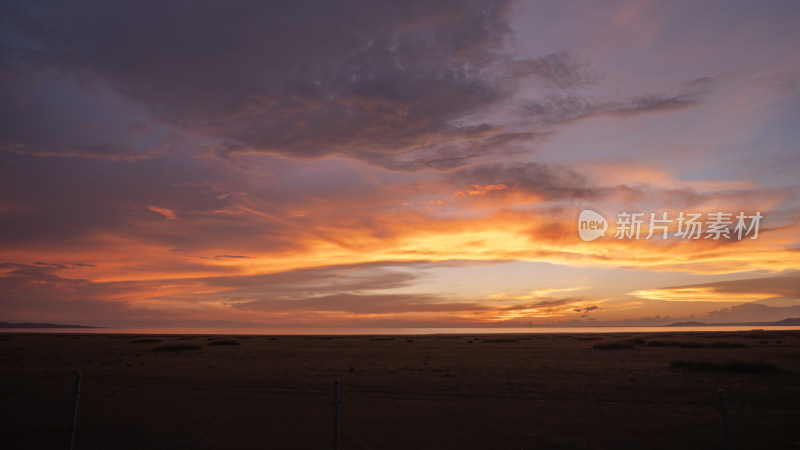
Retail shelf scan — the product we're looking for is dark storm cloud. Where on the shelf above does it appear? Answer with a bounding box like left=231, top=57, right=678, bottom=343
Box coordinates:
left=450, top=162, right=597, bottom=199
left=1, top=0, right=704, bottom=170
left=1, top=0, right=522, bottom=168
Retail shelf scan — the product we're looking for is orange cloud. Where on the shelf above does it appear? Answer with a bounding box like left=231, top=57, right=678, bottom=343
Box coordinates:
left=454, top=184, right=509, bottom=196
left=147, top=206, right=178, bottom=220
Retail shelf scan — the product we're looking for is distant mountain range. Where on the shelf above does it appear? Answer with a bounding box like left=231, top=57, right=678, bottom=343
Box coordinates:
left=667, top=318, right=800, bottom=327
left=0, top=321, right=100, bottom=329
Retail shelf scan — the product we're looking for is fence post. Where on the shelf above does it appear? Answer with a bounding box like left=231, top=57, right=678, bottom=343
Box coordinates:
left=333, top=379, right=340, bottom=450
left=68, top=373, right=82, bottom=450
left=717, top=389, right=732, bottom=450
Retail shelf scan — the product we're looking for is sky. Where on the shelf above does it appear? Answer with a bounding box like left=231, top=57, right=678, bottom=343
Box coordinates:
left=1, top=0, right=799, bottom=328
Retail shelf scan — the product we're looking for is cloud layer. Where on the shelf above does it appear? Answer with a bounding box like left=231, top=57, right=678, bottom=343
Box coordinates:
left=1, top=0, right=715, bottom=171
left=1, top=0, right=798, bottom=327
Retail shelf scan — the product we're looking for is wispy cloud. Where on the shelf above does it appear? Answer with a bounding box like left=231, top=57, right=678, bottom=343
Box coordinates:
left=629, top=273, right=800, bottom=303
left=147, top=206, right=178, bottom=220
left=450, top=162, right=597, bottom=200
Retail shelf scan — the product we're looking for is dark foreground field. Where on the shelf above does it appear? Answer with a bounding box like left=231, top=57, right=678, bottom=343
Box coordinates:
left=1, top=331, right=799, bottom=449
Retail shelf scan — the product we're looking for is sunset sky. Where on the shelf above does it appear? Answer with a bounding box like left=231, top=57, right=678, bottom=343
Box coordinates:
left=1, top=0, right=799, bottom=328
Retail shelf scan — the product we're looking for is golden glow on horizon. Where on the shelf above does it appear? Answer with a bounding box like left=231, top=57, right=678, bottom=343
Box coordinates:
left=4, top=209, right=797, bottom=284
left=1, top=140, right=797, bottom=325
left=630, top=287, right=780, bottom=303
left=488, top=286, right=590, bottom=300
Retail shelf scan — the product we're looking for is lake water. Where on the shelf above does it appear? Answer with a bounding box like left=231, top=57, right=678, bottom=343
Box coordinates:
left=2, top=326, right=798, bottom=335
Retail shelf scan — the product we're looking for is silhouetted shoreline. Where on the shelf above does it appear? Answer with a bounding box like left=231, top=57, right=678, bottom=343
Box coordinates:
left=0, top=321, right=100, bottom=329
